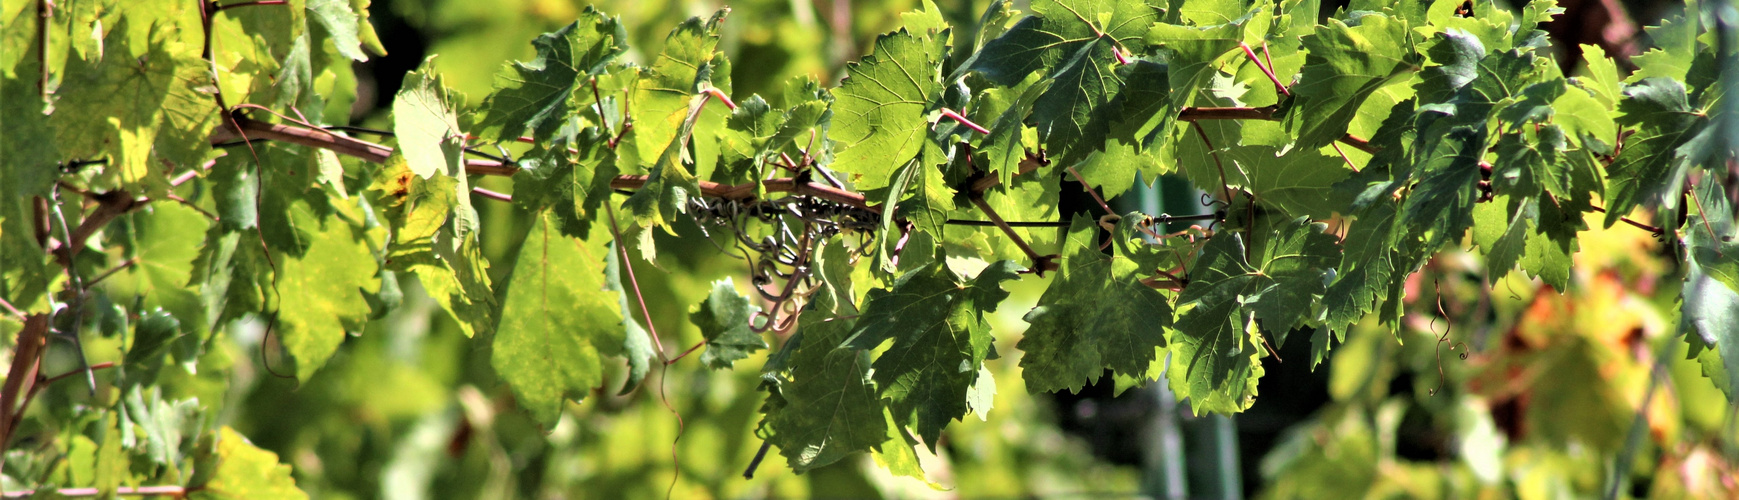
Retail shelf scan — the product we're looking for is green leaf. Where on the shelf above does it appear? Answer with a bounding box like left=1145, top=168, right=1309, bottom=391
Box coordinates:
left=474, top=10, right=627, bottom=143
left=123, top=309, right=182, bottom=389
left=2, top=57, right=58, bottom=199
left=969, top=0, right=1160, bottom=86
left=1321, top=201, right=1400, bottom=339
left=1577, top=44, right=1623, bottom=110
left=900, top=149, right=956, bottom=239
left=492, top=211, right=625, bottom=427
left=511, top=127, right=617, bottom=238
left=1032, top=37, right=1121, bottom=161
left=845, top=258, right=1022, bottom=446
left=621, top=94, right=707, bottom=231
left=630, top=11, right=730, bottom=166
left=1284, top=13, right=1418, bottom=150
left=1173, top=217, right=1339, bottom=413
left=1626, top=2, right=1700, bottom=84
left=1146, top=11, right=1262, bottom=111
left=870, top=409, right=942, bottom=488
left=1683, top=181, right=1739, bottom=402
left=372, top=157, right=496, bottom=338
left=125, top=388, right=200, bottom=473
left=830, top=30, right=945, bottom=190
left=53, top=18, right=210, bottom=194
left=605, top=242, right=654, bottom=395
left=690, top=278, right=766, bottom=370
left=189, top=427, right=309, bottom=500
left=392, top=64, right=465, bottom=180
left=974, top=77, right=1050, bottom=187
left=1471, top=196, right=1530, bottom=281
left=307, top=0, right=369, bottom=62
left=1018, top=214, right=1170, bottom=393
left=1222, top=145, right=1353, bottom=219
left=274, top=197, right=378, bottom=381
left=1399, top=125, right=1485, bottom=255
left=1603, top=77, right=1706, bottom=227
left=765, top=241, right=886, bottom=471
left=715, top=95, right=781, bottom=185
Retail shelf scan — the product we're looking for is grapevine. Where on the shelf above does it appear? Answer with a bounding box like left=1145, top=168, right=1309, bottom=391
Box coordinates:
left=2, top=0, right=1738, bottom=496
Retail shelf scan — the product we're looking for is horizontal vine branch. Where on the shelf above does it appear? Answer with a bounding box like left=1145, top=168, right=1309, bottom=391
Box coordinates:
left=0, top=485, right=190, bottom=498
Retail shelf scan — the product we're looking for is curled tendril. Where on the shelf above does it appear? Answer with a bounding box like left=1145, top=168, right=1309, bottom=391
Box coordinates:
left=683, top=192, right=878, bottom=337
left=1427, top=279, right=1468, bottom=397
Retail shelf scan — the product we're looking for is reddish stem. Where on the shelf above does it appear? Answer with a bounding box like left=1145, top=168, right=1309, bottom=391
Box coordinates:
left=602, top=203, right=669, bottom=363
left=1065, top=166, right=1115, bottom=216
left=470, top=187, right=512, bottom=203
left=1239, top=42, right=1290, bottom=96
left=214, top=0, right=286, bottom=11
left=1589, top=205, right=1665, bottom=235
left=701, top=87, right=738, bottom=112
left=665, top=341, right=705, bottom=365
left=938, top=108, right=990, bottom=135
left=0, top=485, right=190, bottom=498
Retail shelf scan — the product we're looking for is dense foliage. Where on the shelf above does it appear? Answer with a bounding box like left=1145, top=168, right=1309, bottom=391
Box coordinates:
left=1, top=0, right=1737, bottom=497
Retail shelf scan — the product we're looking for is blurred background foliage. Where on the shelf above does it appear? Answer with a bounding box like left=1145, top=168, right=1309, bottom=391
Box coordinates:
left=56, top=0, right=1737, bottom=498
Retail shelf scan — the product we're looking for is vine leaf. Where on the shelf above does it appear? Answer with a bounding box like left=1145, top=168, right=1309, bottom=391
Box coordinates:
left=969, top=0, right=1160, bottom=86
left=1032, top=38, right=1121, bottom=162
left=830, top=29, right=945, bottom=191
left=492, top=211, right=625, bottom=428
left=900, top=145, right=957, bottom=239
left=1173, top=217, right=1339, bottom=413
left=1283, top=13, right=1418, bottom=150
left=52, top=18, right=208, bottom=196
left=475, top=9, right=627, bottom=143
left=273, top=198, right=379, bottom=381
left=691, top=278, right=767, bottom=370
left=307, top=0, right=370, bottom=62
left=1603, top=77, right=1706, bottom=228
left=189, top=427, right=309, bottom=500
left=622, top=93, right=707, bottom=232
left=845, top=258, right=1022, bottom=446
left=630, top=10, right=730, bottom=167
left=977, top=78, right=1051, bottom=186
left=511, top=128, right=618, bottom=238
left=393, top=64, right=466, bottom=181
left=605, top=242, right=655, bottom=395
left=1222, top=145, right=1353, bottom=220
left=1683, top=181, right=1739, bottom=401
left=1625, top=3, right=1699, bottom=84
left=1146, top=5, right=1268, bottom=112
left=763, top=242, right=886, bottom=472
left=1399, top=125, right=1485, bottom=258
left=1018, top=214, right=1170, bottom=394
left=371, top=156, right=497, bottom=339
left=123, top=310, right=182, bottom=390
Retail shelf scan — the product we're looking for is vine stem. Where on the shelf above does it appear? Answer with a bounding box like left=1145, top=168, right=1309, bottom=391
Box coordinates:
left=0, top=485, right=192, bottom=498
left=36, top=0, right=50, bottom=100
left=1589, top=205, right=1665, bottom=235
left=602, top=202, right=668, bottom=363
left=1065, top=166, right=1115, bottom=216
left=1190, top=122, right=1236, bottom=208
left=0, top=297, right=23, bottom=321
left=938, top=108, right=990, bottom=135
left=969, top=194, right=1058, bottom=274
left=701, top=87, right=737, bottom=111
left=0, top=315, right=49, bottom=475
left=38, top=362, right=116, bottom=387
left=213, top=0, right=286, bottom=11
left=1686, top=184, right=1721, bottom=246
left=1238, top=42, right=1290, bottom=96
left=471, top=187, right=512, bottom=203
